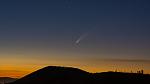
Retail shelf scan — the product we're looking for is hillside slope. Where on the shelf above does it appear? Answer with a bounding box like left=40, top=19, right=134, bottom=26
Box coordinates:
left=9, top=66, right=150, bottom=84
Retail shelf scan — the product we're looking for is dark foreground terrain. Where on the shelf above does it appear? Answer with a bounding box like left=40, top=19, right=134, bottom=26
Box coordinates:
left=8, top=66, right=150, bottom=84
left=0, top=77, right=17, bottom=84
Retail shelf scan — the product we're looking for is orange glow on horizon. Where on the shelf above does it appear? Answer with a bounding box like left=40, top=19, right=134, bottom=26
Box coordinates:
left=0, top=65, right=150, bottom=78
left=0, top=70, right=30, bottom=78
left=0, top=55, right=150, bottom=78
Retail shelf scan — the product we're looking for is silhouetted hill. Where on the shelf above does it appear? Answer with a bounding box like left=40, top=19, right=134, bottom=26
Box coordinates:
left=9, top=66, right=150, bottom=84
left=93, top=72, right=150, bottom=84
left=10, top=66, right=93, bottom=84
left=0, top=77, right=17, bottom=84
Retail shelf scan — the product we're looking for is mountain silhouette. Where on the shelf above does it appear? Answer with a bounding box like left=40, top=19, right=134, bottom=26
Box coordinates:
left=9, top=66, right=93, bottom=84
left=9, top=66, right=150, bottom=84
left=93, top=72, right=150, bottom=84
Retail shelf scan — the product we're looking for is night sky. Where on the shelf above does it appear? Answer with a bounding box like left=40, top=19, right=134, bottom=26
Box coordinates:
left=0, top=0, right=150, bottom=78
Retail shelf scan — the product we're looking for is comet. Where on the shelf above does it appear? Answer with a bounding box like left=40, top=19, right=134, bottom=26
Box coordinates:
left=75, top=33, right=88, bottom=45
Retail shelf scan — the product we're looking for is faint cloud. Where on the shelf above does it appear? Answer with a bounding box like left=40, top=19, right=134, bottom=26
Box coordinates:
left=102, top=59, right=150, bottom=63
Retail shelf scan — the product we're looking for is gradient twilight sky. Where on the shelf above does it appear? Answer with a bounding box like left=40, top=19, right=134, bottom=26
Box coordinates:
left=0, top=0, right=150, bottom=78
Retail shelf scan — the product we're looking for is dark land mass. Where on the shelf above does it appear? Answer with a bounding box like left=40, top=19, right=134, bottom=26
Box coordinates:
left=0, top=77, right=17, bottom=84
left=8, top=66, right=150, bottom=84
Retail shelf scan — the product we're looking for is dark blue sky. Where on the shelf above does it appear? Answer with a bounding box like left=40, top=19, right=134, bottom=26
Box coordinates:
left=1, top=0, right=150, bottom=76
left=0, top=0, right=150, bottom=60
